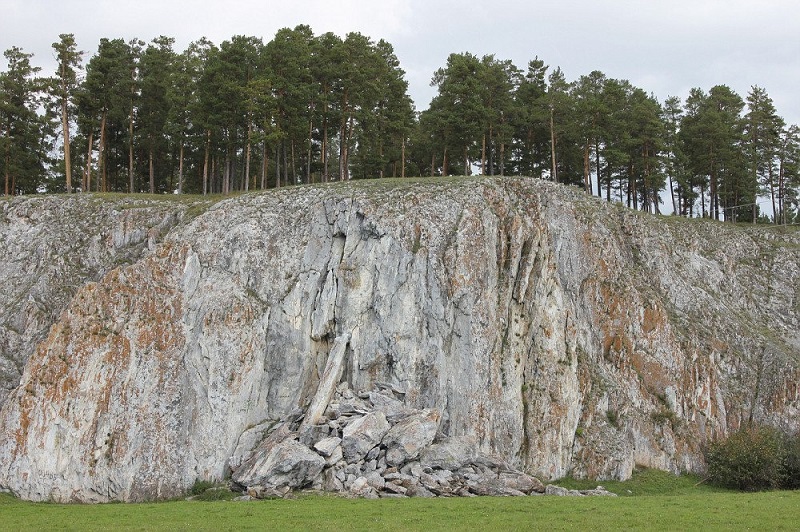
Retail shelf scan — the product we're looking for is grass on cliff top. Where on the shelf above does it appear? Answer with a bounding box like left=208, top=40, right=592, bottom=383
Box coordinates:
left=1, top=470, right=798, bottom=531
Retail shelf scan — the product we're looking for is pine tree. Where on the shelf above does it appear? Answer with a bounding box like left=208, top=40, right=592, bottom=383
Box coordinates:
left=745, top=86, right=784, bottom=222
left=139, top=36, right=175, bottom=193
left=51, top=34, right=82, bottom=193
left=0, top=47, right=46, bottom=195
left=511, top=58, right=550, bottom=178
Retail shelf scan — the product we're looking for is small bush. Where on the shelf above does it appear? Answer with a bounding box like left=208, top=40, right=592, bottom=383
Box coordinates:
left=705, top=426, right=787, bottom=491
left=189, top=479, right=215, bottom=496
left=783, top=432, right=800, bottom=490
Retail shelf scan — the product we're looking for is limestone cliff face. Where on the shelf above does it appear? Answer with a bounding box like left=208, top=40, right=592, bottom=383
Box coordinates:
left=0, top=195, right=211, bottom=407
left=0, top=178, right=797, bottom=502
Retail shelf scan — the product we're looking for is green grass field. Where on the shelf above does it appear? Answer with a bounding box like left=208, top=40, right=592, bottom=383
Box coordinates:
left=1, top=470, right=798, bottom=531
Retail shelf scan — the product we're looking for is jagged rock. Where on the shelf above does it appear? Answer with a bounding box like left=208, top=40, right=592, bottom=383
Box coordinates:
left=407, top=484, right=436, bottom=498
left=232, top=426, right=325, bottom=491
left=299, top=424, right=331, bottom=448
left=545, top=485, right=585, bottom=496
left=365, top=471, right=386, bottom=490
left=248, top=485, right=291, bottom=499
left=326, top=446, right=344, bottom=466
left=365, top=446, right=381, bottom=462
left=499, top=472, right=546, bottom=494
left=368, top=390, right=413, bottom=423
left=228, top=419, right=279, bottom=474
left=419, top=436, right=479, bottom=471
left=383, top=481, right=408, bottom=495
left=313, top=437, right=342, bottom=458
left=300, top=333, right=351, bottom=430
left=341, top=412, right=390, bottom=463
left=581, top=486, right=618, bottom=497
left=321, top=468, right=344, bottom=492
left=466, top=471, right=544, bottom=496
left=349, top=477, right=379, bottom=499
left=468, top=481, right=527, bottom=497
left=382, top=409, right=440, bottom=466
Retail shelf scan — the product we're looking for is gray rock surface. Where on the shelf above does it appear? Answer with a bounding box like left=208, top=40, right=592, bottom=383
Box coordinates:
left=232, top=423, right=326, bottom=491
left=382, top=409, right=440, bottom=466
left=341, top=412, right=390, bottom=463
left=0, top=195, right=211, bottom=407
left=0, top=177, right=798, bottom=502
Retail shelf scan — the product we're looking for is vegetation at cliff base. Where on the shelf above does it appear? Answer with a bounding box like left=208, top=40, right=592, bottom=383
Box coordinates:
left=1, top=488, right=799, bottom=531
left=2, top=469, right=799, bottom=531
left=705, top=425, right=800, bottom=491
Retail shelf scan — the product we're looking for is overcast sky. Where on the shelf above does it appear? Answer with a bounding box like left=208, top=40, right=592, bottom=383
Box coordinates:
left=2, top=0, right=799, bottom=125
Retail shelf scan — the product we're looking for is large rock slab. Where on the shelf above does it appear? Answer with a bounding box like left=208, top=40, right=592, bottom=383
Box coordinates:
left=233, top=424, right=326, bottom=491
left=341, top=412, right=390, bottom=463
left=382, top=409, right=440, bottom=466
left=420, top=436, right=479, bottom=471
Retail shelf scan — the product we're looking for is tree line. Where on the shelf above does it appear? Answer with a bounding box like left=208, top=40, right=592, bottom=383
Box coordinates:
left=1, top=26, right=798, bottom=223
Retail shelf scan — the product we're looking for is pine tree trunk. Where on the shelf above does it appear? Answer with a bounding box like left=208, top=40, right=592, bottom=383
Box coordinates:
left=128, top=114, right=134, bottom=193
left=84, top=130, right=94, bottom=192
left=202, top=130, right=210, bottom=196
left=149, top=143, right=155, bottom=194
left=322, top=116, right=329, bottom=182
left=481, top=134, right=486, bottom=175
left=244, top=122, right=252, bottom=192
left=778, top=160, right=785, bottom=224
left=99, top=111, right=107, bottom=193
left=583, top=141, right=591, bottom=193
left=769, top=164, right=777, bottom=223
left=4, top=148, right=9, bottom=197
left=291, top=140, right=297, bottom=184
left=61, top=95, right=72, bottom=193
left=401, top=137, right=406, bottom=178
left=549, top=106, right=557, bottom=183
left=500, top=142, right=505, bottom=176
left=307, top=118, right=313, bottom=183
left=260, top=141, right=267, bottom=190
left=668, top=161, right=677, bottom=216
left=282, top=141, right=289, bottom=186
left=177, top=142, right=184, bottom=195
left=223, top=152, right=230, bottom=195
left=275, top=145, right=281, bottom=188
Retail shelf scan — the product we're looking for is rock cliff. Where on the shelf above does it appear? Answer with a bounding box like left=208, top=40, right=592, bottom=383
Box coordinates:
left=0, top=178, right=797, bottom=502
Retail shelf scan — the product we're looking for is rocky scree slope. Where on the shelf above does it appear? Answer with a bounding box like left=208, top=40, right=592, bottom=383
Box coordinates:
left=0, top=178, right=797, bottom=502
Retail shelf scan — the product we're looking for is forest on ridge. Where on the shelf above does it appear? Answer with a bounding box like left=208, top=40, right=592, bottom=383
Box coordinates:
left=1, top=25, right=798, bottom=224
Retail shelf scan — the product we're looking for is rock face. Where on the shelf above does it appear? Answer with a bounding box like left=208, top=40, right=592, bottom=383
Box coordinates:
left=0, top=195, right=213, bottom=408
left=0, top=178, right=798, bottom=502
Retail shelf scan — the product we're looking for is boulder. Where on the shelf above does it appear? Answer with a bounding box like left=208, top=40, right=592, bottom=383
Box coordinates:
left=233, top=427, right=325, bottom=491
left=382, top=409, right=440, bottom=466
left=341, top=412, right=390, bottom=463
left=545, top=484, right=585, bottom=496
left=313, top=436, right=342, bottom=458
left=419, top=436, right=478, bottom=471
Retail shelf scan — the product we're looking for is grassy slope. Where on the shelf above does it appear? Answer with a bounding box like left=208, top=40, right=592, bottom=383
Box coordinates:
left=1, top=470, right=798, bottom=531
left=1, top=491, right=798, bottom=531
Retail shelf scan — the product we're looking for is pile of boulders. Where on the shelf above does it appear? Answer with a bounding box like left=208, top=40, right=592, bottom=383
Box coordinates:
left=229, top=383, right=616, bottom=499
